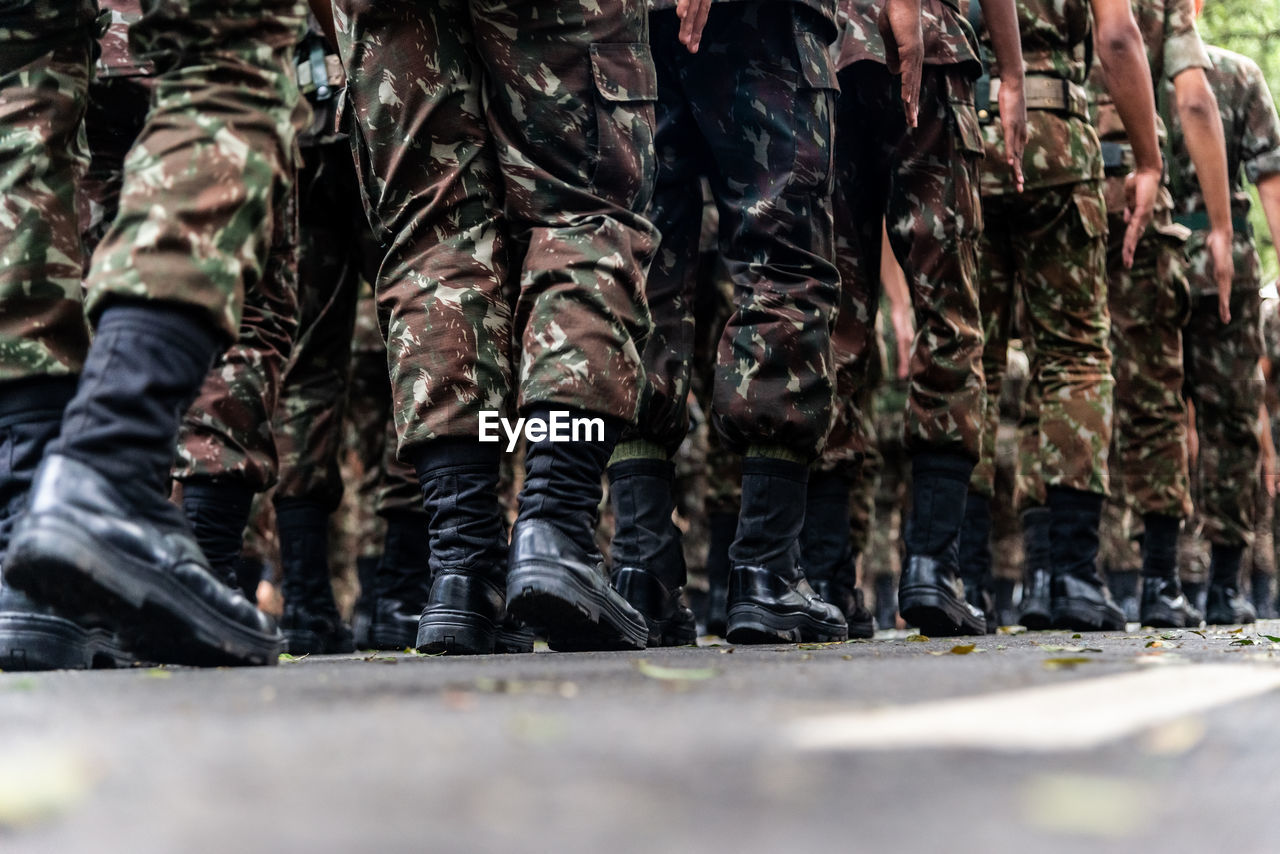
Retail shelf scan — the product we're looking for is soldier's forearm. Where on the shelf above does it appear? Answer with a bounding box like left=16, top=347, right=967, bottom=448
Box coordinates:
left=1174, top=68, right=1232, bottom=235
left=1092, top=0, right=1162, bottom=172
left=978, top=0, right=1022, bottom=87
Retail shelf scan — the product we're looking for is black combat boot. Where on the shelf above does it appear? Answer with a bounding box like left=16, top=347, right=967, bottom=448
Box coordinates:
left=1017, top=506, right=1053, bottom=629
left=703, top=510, right=736, bottom=636
left=898, top=453, right=986, bottom=636
left=0, top=379, right=131, bottom=671
left=607, top=455, right=696, bottom=647
left=1250, top=571, right=1275, bottom=620
left=351, top=554, right=380, bottom=649
left=1047, top=487, right=1125, bottom=631
left=725, top=456, right=847, bottom=644
left=507, top=407, right=648, bottom=651
left=874, top=573, right=896, bottom=630
left=275, top=498, right=354, bottom=655
left=3, top=303, right=281, bottom=666
left=181, top=479, right=254, bottom=593
left=1107, top=569, right=1141, bottom=624
left=414, top=440, right=509, bottom=655
left=993, top=577, right=1017, bottom=628
left=369, top=510, right=431, bottom=651
left=957, top=490, right=995, bottom=633
left=1138, top=513, right=1201, bottom=628
left=801, top=471, right=873, bottom=638
left=1205, top=543, right=1257, bottom=625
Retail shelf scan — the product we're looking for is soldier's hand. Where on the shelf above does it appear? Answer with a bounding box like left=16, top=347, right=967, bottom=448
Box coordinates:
left=1122, top=167, right=1161, bottom=268
left=676, top=0, right=713, bottom=53
left=1264, top=439, right=1277, bottom=498
left=997, top=79, right=1027, bottom=192
left=891, top=301, right=914, bottom=380
left=1206, top=226, right=1235, bottom=324
left=878, top=0, right=923, bottom=128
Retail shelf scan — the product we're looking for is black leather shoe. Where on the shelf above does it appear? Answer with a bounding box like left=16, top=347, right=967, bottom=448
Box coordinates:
left=611, top=566, right=697, bottom=647
left=0, top=585, right=133, bottom=670
left=811, top=579, right=874, bottom=639
left=1139, top=577, right=1203, bottom=628
left=726, top=565, right=847, bottom=644
left=507, top=519, right=648, bottom=651
left=1206, top=583, right=1258, bottom=626
left=898, top=555, right=986, bottom=636
left=1051, top=573, right=1125, bottom=631
left=1018, top=568, right=1053, bottom=629
left=4, top=455, right=281, bottom=667
left=417, top=570, right=505, bottom=655
left=282, top=600, right=355, bottom=655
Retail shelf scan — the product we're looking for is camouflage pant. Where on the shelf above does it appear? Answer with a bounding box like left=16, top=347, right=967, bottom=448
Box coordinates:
left=80, top=70, right=300, bottom=492
left=0, top=33, right=92, bottom=380
left=865, top=387, right=909, bottom=580
left=272, top=139, right=378, bottom=510
left=337, top=0, right=656, bottom=456
left=827, top=63, right=985, bottom=466
left=628, top=3, right=838, bottom=461
left=1184, top=288, right=1264, bottom=547
left=1108, top=213, right=1192, bottom=518
left=972, top=181, right=1112, bottom=499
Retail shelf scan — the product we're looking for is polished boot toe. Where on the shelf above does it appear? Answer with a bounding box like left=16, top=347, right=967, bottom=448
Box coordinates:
left=726, top=566, right=847, bottom=645
left=898, top=555, right=987, bottom=637
left=0, top=586, right=132, bottom=670
left=4, top=455, right=281, bottom=667
left=1139, top=578, right=1203, bottom=629
left=417, top=569, right=505, bottom=655
left=368, top=597, right=423, bottom=651
left=507, top=520, right=648, bottom=652
left=1051, top=573, right=1126, bottom=631
left=611, top=566, right=696, bottom=647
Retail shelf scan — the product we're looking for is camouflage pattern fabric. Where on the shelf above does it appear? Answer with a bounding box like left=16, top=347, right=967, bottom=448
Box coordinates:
left=990, top=343, right=1029, bottom=581
left=1184, top=292, right=1265, bottom=546
left=650, top=0, right=836, bottom=36
left=864, top=361, right=909, bottom=583
left=79, top=0, right=304, bottom=492
left=834, top=0, right=978, bottom=75
left=970, top=182, right=1112, bottom=499
left=625, top=2, right=838, bottom=462
left=829, top=61, right=986, bottom=464
left=0, top=33, right=92, bottom=381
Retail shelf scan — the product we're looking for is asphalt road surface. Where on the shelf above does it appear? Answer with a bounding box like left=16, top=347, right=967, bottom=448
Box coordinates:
left=3, top=621, right=1279, bottom=853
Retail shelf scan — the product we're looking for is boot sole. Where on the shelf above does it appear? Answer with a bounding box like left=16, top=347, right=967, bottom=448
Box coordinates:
left=507, top=563, right=648, bottom=652
left=6, top=515, right=280, bottom=667
left=0, top=612, right=96, bottom=671
left=417, top=609, right=497, bottom=656
left=725, top=603, right=848, bottom=645
left=367, top=623, right=419, bottom=652
left=1140, top=604, right=1202, bottom=630
left=1051, top=599, right=1125, bottom=631
left=899, top=586, right=986, bottom=637
left=494, top=627, right=536, bottom=654
left=1018, top=605, right=1053, bottom=631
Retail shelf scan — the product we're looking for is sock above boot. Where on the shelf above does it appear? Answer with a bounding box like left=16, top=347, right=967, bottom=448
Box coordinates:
left=49, top=301, right=224, bottom=498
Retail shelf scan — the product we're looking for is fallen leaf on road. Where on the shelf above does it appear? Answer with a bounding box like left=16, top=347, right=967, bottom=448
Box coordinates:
left=1036, top=644, right=1101, bottom=653
left=144, top=668, right=172, bottom=679
left=1042, top=657, right=1093, bottom=670
left=906, top=634, right=930, bottom=643
left=949, top=644, right=976, bottom=655
left=278, top=653, right=308, bottom=663
left=996, top=625, right=1026, bottom=635
left=635, top=659, right=718, bottom=681
left=1260, top=634, right=1280, bottom=643
left=1230, top=638, right=1255, bottom=646
left=798, top=642, right=846, bottom=650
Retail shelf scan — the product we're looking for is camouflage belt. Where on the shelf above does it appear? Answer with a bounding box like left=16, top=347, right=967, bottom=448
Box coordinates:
left=981, top=76, right=1089, bottom=123
left=1173, top=210, right=1253, bottom=235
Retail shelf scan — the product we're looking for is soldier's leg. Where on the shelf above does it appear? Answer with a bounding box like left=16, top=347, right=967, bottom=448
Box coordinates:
left=0, top=13, right=100, bottom=671
left=878, top=68, right=987, bottom=637
left=1108, top=223, right=1199, bottom=626
left=1184, top=289, right=1264, bottom=624
left=3, top=0, right=307, bottom=668
left=603, top=16, right=708, bottom=647
left=337, top=0, right=515, bottom=656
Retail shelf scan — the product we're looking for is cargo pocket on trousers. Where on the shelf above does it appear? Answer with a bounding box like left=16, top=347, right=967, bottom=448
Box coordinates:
left=1154, top=226, right=1193, bottom=327
left=948, top=86, right=986, bottom=238
left=788, top=23, right=839, bottom=198
left=588, top=42, right=658, bottom=210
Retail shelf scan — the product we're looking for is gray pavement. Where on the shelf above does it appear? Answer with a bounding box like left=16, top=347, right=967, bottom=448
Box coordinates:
left=3, top=622, right=1280, bottom=853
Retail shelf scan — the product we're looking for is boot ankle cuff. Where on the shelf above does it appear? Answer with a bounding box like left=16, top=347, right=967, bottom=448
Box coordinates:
left=607, top=457, right=673, bottom=482
left=911, top=452, right=973, bottom=483
left=411, top=437, right=501, bottom=480
left=274, top=497, right=330, bottom=532
left=180, top=478, right=255, bottom=515
left=1047, top=486, right=1104, bottom=516
left=0, top=376, right=79, bottom=424
left=742, top=456, right=808, bottom=483
left=609, top=439, right=668, bottom=465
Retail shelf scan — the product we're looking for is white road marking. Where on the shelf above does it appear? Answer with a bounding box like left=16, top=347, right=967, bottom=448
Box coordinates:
left=787, top=664, right=1280, bottom=753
